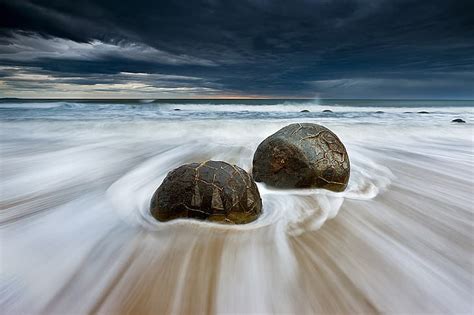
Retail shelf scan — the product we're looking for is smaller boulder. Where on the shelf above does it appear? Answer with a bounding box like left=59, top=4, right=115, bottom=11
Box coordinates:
left=375, top=111, right=385, bottom=114
left=322, top=109, right=333, bottom=113
left=173, top=108, right=181, bottom=111
left=300, top=109, right=310, bottom=113
left=418, top=111, right=430, bottom=114
left=451, top=118, right=466, bottom=123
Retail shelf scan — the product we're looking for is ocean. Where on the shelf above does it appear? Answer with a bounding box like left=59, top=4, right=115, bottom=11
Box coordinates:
left=1, top=98, right=473, bottom=122
left=1, top=99, right=473, bottom=314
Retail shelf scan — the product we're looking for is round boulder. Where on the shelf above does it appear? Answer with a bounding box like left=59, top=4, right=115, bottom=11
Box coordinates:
left=252, top=123, right=350, bottom=192
left=150, top=160, right=262, bottom=224
left=451, top=118, right=466, bottom=123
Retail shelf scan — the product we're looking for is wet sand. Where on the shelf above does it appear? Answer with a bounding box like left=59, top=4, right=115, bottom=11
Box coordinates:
left=1, top=118, right=473, bottom=314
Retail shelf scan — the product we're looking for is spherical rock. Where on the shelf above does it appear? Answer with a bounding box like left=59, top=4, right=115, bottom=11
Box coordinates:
left=451, top=118, right=466, bottom=123
left=150, top=161, right=262, bottom=224
left=252, top=123, right=350, bottom=192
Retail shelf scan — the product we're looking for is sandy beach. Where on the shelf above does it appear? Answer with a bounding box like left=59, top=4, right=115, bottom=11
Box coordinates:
left=1, top=101, right=473, bottom=314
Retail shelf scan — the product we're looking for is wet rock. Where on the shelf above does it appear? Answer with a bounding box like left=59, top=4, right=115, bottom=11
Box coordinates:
left=252, top=123, right=350, bottom=192
left=322, top=109, right=333, bottom=113
left=404, top=111, right=413, bottom=114
left=451, top=118, right=466, bottom=123
left=375, top=111, right=385, bottom=114
left=173, top=108, right=181, bottom=111
left=150, top=160, right=262, bottom=224
left=300, top=109, right=310, bottom=113
left=418, top=111, right=430, bottom=114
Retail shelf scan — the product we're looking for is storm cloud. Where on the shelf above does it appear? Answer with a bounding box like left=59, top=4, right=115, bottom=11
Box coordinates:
left=1, top=0, right=473, bottom=98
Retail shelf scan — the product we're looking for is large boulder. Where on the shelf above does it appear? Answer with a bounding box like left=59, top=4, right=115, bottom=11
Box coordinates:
left=252, top=123, right=350, bottom=192
left=150, top=160, right=262, bottom=224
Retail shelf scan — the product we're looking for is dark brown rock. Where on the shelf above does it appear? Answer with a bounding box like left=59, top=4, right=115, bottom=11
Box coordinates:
left=150, top=161, right=262, bottom=224
left=252, top=123, right=350, bottom=192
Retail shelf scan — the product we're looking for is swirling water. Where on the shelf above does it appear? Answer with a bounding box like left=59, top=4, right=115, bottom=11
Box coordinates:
left=1, top=99, right=473, bottom=314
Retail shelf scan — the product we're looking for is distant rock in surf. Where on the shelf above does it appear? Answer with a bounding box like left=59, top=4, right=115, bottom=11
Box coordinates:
left=322, top=109, right=333, bottom=113
left=300, top=109, right=310, bottom=113
left=375, top=111, right=385, bottom=114
left=404, top=111, right=413, bottom=114
left=150, top=161, right=262, bottom=224
left=417, top=111, right=430, bottom=114
left=252, top=123, right=350, bottom=192
left=173, top=108, right=181, bottom=111
left=451, top=118, right=466, bottom=123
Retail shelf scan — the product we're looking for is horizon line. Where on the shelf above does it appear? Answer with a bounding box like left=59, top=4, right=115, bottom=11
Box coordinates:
left=2, top=97, right=474, bottom=101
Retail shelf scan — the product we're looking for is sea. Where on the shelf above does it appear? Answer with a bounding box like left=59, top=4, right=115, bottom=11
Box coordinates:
left=1, top=98, right=473, bottom=314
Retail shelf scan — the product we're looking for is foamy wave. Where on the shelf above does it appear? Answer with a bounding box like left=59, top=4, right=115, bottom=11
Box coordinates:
left=2, top=109, right=473, bottom=314
left=105, top=137, right=392, bottom=236
left=0, top=102, right=66, bottom=109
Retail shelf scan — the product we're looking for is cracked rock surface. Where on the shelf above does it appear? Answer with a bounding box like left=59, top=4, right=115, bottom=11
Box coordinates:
left=150, top=160, right=262, bottom=224
left=252, top=123, right=350, bottom=192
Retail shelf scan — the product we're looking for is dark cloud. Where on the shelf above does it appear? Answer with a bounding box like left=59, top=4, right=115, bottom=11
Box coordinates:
left=0, top=0, right=473, bottom=98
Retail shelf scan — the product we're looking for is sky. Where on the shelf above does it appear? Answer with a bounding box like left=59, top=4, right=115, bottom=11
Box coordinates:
left=0, top=0, right=473, bottom=99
